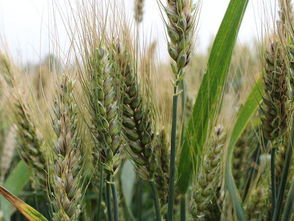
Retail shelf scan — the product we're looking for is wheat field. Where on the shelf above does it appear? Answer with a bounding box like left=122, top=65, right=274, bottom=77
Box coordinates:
left=0, top=0, right=293, bottom=220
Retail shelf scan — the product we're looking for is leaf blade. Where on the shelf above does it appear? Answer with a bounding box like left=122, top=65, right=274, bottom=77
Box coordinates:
left=0, top=186, right=47, bottom=221
left=225, top=79, right=263, bottom=220
left=0, top=160, right=31, bottom=220
left=177, top=0, right=250, bottom=193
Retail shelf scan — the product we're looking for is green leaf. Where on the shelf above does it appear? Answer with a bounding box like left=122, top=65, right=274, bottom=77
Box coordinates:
left=177, top=0, right=249, bottom=193
left=0, top=160, right=31, bottom=220
left=224, top=79, right=263, bottom=220
left=121, top=161, right=136, bottom=221
left=121, top=161, right=136, bottom=209
left=0, top=186, right=47, bottom=221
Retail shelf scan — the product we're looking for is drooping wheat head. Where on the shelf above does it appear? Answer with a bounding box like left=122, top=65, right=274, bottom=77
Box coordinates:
left=50, top=75, right=84, bottom=221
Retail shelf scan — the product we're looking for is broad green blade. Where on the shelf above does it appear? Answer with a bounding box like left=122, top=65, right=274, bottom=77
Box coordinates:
left=225, top=79, right=263, bottom=221
left=121, top=161, right=136, bottom=220
left=0, top=186, right=47, bottom=221
left=177, top=0, right=249, bottom=194
left=0, top=161, right=31, bottom=220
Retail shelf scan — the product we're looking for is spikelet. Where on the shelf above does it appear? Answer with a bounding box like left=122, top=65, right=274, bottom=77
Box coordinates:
left=14, top=99, right=47, bottom=189
left=0, top=125, right=17, bottom=184
left=116, top=44, right=157, bottom=182
left=50, top=75, right=84, bottom=221
left=154, top=129, right=169, bottom=205
left=134, top=0, right=145, bottom=24
left=165, top=0, right=195, bottom=79
left=261, top=42, right=289, bottom=142
left=245, top=188, right=269, bottom=221
left=86, top=47, right=123, bottom=177
left=233, top=136, right=250, bottom=191
left=190, top=126, right=225, bottom=220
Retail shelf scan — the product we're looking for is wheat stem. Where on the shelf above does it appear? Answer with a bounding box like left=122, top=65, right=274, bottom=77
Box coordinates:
left=168, top=86, right=179, bottom=220
left=97, top=165, right=104, bottom=220
left=271, top=147, right=277, bottom=210
left=106, top=174, right=113, bottom=221
left=180, top=195, right=186, bottom=221
left=111, top=179, right=119, bottom=221
left=272, top=119, right=294, bottom=220
left=150, top=181, right=162, bottom=221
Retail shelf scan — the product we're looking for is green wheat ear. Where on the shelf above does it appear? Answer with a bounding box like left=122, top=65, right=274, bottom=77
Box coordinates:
left=14, top=99, right=47, bottom=190
left=86, top=47, right=123, bottom=176
left=261, top=42, right=289, bottom=142
left=49, top=75, right=84, bottom=221
left=190, top=125, right=225, bottom=220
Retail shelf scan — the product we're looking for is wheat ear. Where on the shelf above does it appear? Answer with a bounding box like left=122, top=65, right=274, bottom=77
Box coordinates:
left=50, top=75, right=84, bottom=221
left=14, top=99, right=47, bottom=189
left=190, top=126, right=225, bottom=220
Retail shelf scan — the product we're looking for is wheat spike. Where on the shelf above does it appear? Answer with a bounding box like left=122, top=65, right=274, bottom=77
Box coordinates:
left=154, top=129, right=169, bottom=205
left=190, top=126, right=225, bottom=220
left=165, top=0, right=195, bottom=79
left=245, top=188, right=269, bottom=221
left=134, top=0, right=145, bottom=24
left=14, top=99, right=47, bottom=189
left=86, top=47, right=123, bottom=176
left=115, top=44, right=157, bottom=182
left=50, top=75, right=84, bottom=221
left=261, top=42, right=289, bottom=142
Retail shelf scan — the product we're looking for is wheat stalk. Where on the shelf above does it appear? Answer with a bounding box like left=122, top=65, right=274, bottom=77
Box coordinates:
left=50, top=75, right=84, bottom=221
left=164, top=1, right=196, bottom=218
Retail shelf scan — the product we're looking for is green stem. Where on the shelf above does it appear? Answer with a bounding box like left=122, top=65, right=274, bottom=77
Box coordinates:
left=271, top=147, right=277, bottom=212
left=180, top=195, right=186, bottom=221
left=138, top=180, right=143, bottom=221
left=111, top=178, right=119, bottom=221
left=106, top=174, right=113, bottom=221
left=281, top=178, right=294, bottom=221
left=97, top=167, right=104, bottom=220
left=167, top=84, right=179, bottom=221
left=272, top=119, right=294, bottom=220
left=150, top=181, right=162, bottom=221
